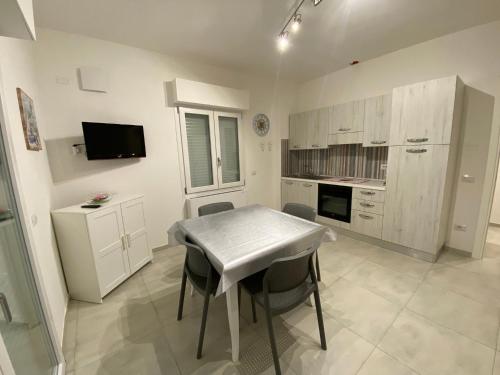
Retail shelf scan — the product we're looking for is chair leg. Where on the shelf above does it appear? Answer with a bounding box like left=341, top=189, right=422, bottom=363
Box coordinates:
left=238, top=284, right=242, bottom=312
left=251, top=296, right=257, bottom=323
left=177, top=269, right=187, bottom=321
left=316, top=252, right=321, bottom=282
left=264, top=306, right=281, bottom=375
left=197, top=288, right=211, bottom=359
left=313, top=289, right=327, bottom=350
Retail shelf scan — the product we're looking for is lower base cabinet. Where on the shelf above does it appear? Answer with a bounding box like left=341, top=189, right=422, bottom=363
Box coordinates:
left=52, top=194, right=152, bottom=303
left=350, top=210, right=383, bottom=239
left=281, top=180, right=318, bottom=209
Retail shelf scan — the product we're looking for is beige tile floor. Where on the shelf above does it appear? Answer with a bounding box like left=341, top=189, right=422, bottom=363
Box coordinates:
left=63, top=228, right=500, bottom=375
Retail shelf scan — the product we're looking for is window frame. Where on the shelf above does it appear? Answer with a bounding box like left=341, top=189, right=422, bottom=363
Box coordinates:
left=214, top=111, right=245, bottom=189
left=178, top=107, right=245, bottom=194
left=178, top=107, right=219, bottom=194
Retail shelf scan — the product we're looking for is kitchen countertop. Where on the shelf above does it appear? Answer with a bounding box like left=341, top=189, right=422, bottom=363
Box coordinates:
left=282, top=176, right=386, bottom=191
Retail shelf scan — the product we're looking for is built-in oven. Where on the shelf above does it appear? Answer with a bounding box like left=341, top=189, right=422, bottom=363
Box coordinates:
left=317, top=184, right=352, bottom=223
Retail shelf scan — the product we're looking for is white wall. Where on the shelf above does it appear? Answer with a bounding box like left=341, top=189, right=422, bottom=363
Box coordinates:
left=294, top=20, right=500, bottom=255
left=33, top=28, right=297, bottom=249
left=0, top=36, right=67, bottom=343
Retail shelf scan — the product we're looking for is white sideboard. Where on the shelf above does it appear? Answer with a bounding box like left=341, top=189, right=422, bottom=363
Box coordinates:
left=52, top=194, right=152, bottom=303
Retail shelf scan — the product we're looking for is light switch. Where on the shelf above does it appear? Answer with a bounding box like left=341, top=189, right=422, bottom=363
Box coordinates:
left=462, top=174, right=475, bottom=183
left=56, top=76, right=70, bottom=85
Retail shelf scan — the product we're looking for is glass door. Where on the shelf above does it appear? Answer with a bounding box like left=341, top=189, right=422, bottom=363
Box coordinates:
left=214, top=112, right=244, bottom=189
left=178, top=108, right=219, bottom=194
left=0, top=119, right=57, bottom=373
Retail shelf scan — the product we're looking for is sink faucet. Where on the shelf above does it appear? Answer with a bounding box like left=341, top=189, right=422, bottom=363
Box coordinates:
left=305, top=164, right=314, bottom=176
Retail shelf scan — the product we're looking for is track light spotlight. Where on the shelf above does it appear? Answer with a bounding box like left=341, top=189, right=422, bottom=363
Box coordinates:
left=277, top=31, right=289, bottom=52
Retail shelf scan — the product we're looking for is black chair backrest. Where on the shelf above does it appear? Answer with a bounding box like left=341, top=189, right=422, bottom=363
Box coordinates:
left=283, top=203, right=316, bottom=222
left=264, top=246, right=317, bottom=293
left=198, top=202, right=234, bottom=217
left=175, top=231, right=210, bottom=277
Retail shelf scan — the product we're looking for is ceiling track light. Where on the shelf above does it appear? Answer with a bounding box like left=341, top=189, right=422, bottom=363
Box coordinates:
left=277, top=0, right=324, bottom=52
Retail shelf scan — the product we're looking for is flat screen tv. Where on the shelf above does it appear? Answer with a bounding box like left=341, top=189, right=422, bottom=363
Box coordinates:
left=82, top=122, right=146, bottom=160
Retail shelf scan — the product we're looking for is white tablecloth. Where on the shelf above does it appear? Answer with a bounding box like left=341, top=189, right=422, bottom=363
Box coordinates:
left=168, top=204, right=336, bottom=296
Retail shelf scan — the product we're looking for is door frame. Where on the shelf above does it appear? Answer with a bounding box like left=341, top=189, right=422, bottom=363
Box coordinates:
left=0, top=69, right=65, bottom=374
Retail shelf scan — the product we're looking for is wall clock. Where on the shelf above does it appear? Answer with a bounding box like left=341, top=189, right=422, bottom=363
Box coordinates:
left=253, top=113, right=270, bottom=137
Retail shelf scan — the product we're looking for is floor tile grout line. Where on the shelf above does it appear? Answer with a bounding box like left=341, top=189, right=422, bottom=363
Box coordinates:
left=364, top=265, right=436, bottom=375
left=424, top=263, right=500, bottom=311
left=140, top=271, right=184, bottom=375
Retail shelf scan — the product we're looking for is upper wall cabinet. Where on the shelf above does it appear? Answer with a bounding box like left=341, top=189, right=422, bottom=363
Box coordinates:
left=307, top=108, right=329, bottom=149
left=289, top=112, right=307, bottom=150
left=329, top=100, right=365, bottom=134
left=363, top=94, right=392, bottom=147
left=390, top=76, right=461, bottom=146
left=328, top=99, right=365, bottom=145
left=0, top=0, right=36, bottom=40
left=289, top=108, right=329, bottom=150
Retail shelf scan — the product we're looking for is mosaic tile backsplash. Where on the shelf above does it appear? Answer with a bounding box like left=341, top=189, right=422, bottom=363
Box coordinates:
left=281, top=139, right=388, bottom=180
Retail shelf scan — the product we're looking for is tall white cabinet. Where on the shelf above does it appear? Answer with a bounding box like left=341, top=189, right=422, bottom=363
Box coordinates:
left=382, top=76, right=464, bottom=255
left=52, top=194, right=152, bottom=303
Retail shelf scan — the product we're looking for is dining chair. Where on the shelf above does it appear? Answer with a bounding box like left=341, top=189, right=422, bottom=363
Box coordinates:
left=198, top=201, right=234, bottom=216
left=282, top=203, right=321, bottom=281
left=175, top=231, right=220, bottom=359
left=240, top=245, right=327, bottom=375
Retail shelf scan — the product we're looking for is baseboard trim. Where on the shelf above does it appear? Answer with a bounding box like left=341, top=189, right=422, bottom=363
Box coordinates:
left=152, top=243, right=172, bottom=252
left=329, top=226, right=438, bottom=263
left=442, top=246, right=472, bottom=258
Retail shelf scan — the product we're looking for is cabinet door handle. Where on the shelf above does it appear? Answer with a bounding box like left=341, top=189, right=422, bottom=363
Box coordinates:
left=360, top=202, right=375, bottom=208
left=406, top=149, right=428, bottom=154
left=217, top=157, right=222, bottom=167
left=407, top=137, right=429, bottom=143
left=360, top=191, right=375, bottom=196
left=303, top=183, right=313, bottom=187
left=0, top=293, right=12, bottom=323
left=121, top=236, right=127, bottom=250
left=293, top=145, right=300, bottom=148
left=311, top=144, right=320, bottom=148
left=338, top=128, right=351, bottom=132
left=359, top=214, right=374, bottom=220
left=370, top=140, right=386, bottom=145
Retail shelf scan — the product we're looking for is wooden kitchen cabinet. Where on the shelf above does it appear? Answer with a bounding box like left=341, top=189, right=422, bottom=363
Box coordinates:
left=281, top=179, right=318, bottom=209
left=289, top=112, right=307, bottom=150
left=382, top=145, right=449, bottom=254
left=363, top=94, right=392, bottom=147
left=307, top=107, right=329, bottom=149
left=330, top=100, right=365, bottom=134
left=389, top=76, right=463, bottom=146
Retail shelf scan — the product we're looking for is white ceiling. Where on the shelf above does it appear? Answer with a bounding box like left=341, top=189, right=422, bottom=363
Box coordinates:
left=34, top=0, right=500, bottom=82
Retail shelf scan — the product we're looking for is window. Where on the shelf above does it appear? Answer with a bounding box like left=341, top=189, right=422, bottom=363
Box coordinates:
left=178, top=108, right=244, bottom=194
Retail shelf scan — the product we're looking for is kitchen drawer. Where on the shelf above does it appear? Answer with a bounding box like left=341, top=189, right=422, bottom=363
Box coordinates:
left=350, top=210, right=383, bottom=239
left=352, top=199, right=384, bottom=215
left=353, top=188, right=385, bottom=203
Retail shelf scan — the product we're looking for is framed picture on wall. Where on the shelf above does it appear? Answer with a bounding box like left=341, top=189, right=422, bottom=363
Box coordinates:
left=16, top=88, right=42, bottom=151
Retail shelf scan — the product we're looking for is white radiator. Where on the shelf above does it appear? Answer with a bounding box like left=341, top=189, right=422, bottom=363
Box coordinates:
left=186, top=190, right=247, bottom=218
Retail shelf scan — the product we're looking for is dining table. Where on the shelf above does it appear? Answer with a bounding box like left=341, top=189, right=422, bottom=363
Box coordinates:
left=168, top=204, right=335, bottom=361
